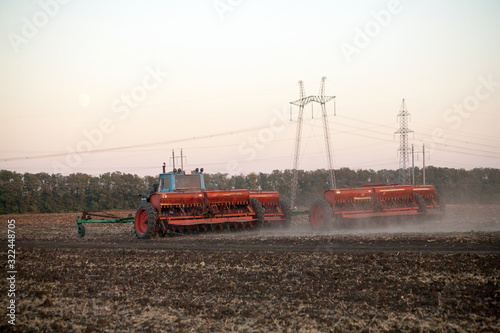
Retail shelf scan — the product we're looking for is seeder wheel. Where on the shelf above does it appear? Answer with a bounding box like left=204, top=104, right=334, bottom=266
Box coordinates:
left=414, top=193, right=427, bottom=214
left=309, top=199, right=333, bottom=230
left=280, top=200, right=292, bottom=228
left=250, top=198, right=265, bottom=228
left=77, top=223, right=85, bottom=238
left=436, top=194, right=446, bottom=212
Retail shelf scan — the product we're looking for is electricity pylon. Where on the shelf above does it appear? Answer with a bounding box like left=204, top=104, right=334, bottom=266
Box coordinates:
left=290, top=77, right=336, bottom=208
left=394, top=99, right=414, bottom=184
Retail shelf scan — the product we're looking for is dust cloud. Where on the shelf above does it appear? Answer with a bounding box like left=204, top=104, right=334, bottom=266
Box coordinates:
left=253, top=204, right=500, bottom=238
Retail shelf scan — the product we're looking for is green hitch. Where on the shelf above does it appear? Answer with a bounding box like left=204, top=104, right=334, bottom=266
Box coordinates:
left=76, top=212, right=135, bottom=238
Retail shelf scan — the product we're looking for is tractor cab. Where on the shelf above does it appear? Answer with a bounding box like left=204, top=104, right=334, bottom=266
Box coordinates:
left=159, top=168, right=206, bottom=192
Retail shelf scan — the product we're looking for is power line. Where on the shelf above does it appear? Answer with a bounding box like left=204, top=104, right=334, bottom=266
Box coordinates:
left=335, top=114, right=500, bottom=158
left=412, top=120, right=500, bottom=142
left=433, top=146, right=500, bottom=160
left=340, top=115, right=500, bottom=152
left=0, top=124, right=276, bottom=162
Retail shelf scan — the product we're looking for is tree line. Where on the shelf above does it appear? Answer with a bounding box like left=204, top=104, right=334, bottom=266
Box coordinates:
left=1, top=167, right=499, bottom=214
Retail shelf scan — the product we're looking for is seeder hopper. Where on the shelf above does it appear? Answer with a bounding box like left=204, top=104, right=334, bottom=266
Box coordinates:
left=309, top=183, right=444, bottom=229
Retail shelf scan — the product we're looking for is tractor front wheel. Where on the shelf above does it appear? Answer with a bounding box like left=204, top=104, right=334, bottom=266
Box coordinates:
left=135, top=202, right=158, bottom=239
left=309, top=199, right=333, bottom=230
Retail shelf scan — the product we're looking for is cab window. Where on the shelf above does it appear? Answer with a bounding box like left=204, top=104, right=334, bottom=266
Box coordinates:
left=175, top=175, right=201, bottom=190
left=161, top=177, right=170, bottom=191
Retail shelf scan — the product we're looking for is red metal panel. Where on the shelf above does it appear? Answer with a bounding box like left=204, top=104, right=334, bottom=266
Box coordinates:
left=324, top=187, right=374, bottom=206
left=204, top=190, right=250, bottom=204
left=161, top=216, right=256, bottom=226
left=373, top=184, right=414, bottom=201
left=250, top=191, right=280, bottom=204
left=159, top=191, right=205, bottom=206
left=413, top=185, right=436, bottom=198
left=149, top=193, right=162, bottom=211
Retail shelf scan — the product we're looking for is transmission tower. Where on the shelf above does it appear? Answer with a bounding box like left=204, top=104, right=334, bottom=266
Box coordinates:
left=289, top=77, right=336, bottom=208
left=394, top=99, right=414, bottom=184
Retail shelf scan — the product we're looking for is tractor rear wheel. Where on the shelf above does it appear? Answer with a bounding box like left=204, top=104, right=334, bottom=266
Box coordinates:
left=135, top=202, right=158, bottom=239
left=309, top=199, right=333, bottom=230
left=250, top=198, right=265, bottom=228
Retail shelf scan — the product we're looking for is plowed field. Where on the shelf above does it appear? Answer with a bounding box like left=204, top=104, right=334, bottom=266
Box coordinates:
left=1, top=204, right=499, bottom=332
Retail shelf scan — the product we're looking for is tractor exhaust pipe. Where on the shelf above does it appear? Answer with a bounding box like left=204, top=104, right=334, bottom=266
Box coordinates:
left=162, top=163, right=166, bottom=173
left=172, top=150, right=176, bottom=171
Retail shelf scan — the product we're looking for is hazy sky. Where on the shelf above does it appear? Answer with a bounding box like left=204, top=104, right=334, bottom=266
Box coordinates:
left=1, top=0, right=499, bottom=177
